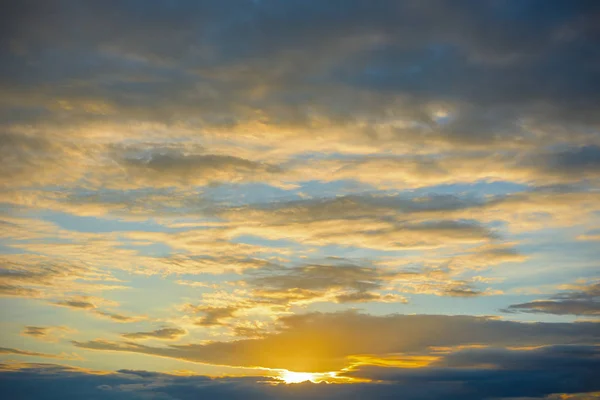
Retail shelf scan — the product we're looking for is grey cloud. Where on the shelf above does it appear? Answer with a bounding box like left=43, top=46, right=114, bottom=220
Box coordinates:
left=0, top=0, right=598, bottom=205
left=0, top=256, right=99, bottom=299
left=341, top=345, right=600, bottom=399
left=504, top=282, right=600, bottom=316
left=73, top=311, right=600, bottom=372
left=20, top=325, right=73, bottom=342
left=437, top=344, right=600, bottom=370
left=189, top=306, right=241, bottom=327
left=250, top=263, right=383, bottom=293
left=220, top=194, right=497, bottom=250
left=52, top=297, right=144, bottom=322
left=0, top=258, right=86, bottom=286
left=224, top=193, right=485, bottom=222
left=505, top=301, right=600, bottom=316
left=579, top=229, right=600, bottom=241
left=0, top=347, right=64, bottom=359
left=245, top=262, right=406, bottom=305
left=2, top=355, right=600, bottom=400
left=54, top=299, right=96, bottom=309
left=0, top=284, right=41, bottom=297
left=0, top=131, right=89, bottom=188
left=441, top=285, right=484, bottom=297
left=1, top=0, right=597, bottom=158
left=21, top=326, right=49, bottom=338
left=122, top=327, right=186, bottom=340
left=519, top=146, right=600, bottom=180
left=548, top=146, right=600, bottom=173
left=111, top=147, right=282, bottom=188
left=334, top=291, right=406, bottom=304
left=95, top=311, right=145, bottom=323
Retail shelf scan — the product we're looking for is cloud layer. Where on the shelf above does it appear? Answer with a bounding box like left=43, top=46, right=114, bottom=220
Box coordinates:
left=1, top=1, right=599, bottom=399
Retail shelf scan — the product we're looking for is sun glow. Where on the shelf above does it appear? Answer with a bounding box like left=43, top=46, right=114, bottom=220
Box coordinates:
left=279, top=371, right=320, bottom=384
left=276, top=370, right=365, bottom=384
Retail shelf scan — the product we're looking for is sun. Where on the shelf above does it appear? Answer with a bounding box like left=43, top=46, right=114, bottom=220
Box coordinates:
left=276, top=370, right=365, bottom=384
left=279, top=371, right=319, bottom=384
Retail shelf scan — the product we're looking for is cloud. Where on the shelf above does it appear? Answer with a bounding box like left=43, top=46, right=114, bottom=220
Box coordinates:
left=121, top=328, right=186, bottom=341
left=334, top=291, right=407, bottom=304
left=21, top=326, right=48, bottom=338
left=1, top=354, right=599, bottom=400
left=0, top=255, right=88, bottom=296
left=1, top=0, right=599, bottom=194
left=250, top=263, right=389, bottom=299
left=107, top=146, right=283, bottom=188
left=538, top=145, right=600, bottom=177
left=239, top=261, right=413, bottom=306
left=0, top=284, right=41, bottom=298
left=0, top=252, right=127, bottom=299
left=52, top=296, right=145, bottom=323
left=1, top=2, right=599, bottom=398
left=0, top=347, right=69, bottom=360
left=219, top=195, right=498, bottom=250
left=54, top=299, right=97, bottom=310
left=188, top=306, right=241, bottom=327
left=341, top=345, right=600, bottom=399
left=94, top=311, right=147, bottom=323
left=73, top=311, right=599, bottom=372
left=1, top=220, right=281, bottom=277
left=504, top=282, right=600, bottom=316
left=292, top=147, right=600, bottom=189
left=20, top=326, right=75, bottom=343
left=0, top=131, right=89, bottom=189
left=578, top=229, right=600, bottom=241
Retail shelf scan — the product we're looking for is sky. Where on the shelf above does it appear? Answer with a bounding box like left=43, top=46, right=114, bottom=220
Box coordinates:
left=0, top=1, right=599, bottom=399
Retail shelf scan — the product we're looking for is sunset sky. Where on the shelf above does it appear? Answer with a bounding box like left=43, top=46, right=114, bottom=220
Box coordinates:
left=1, top=1, right=599, bottom=399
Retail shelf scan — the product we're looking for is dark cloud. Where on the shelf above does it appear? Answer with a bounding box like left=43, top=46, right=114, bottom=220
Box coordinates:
left=109, top=146, right=282, bottom=188
left=0, top=0, right=598, bottom=202
left=73, top=311, right=600, bottom=372
left=547, top=146, right=600, bottom=173
left=0, top=284, right=40, bottom=297
left=21, top=326, right=48, bottom=338
left=188, top=306, right=241, bottom=327
left=0, top=347, right=64, bottom=359
left=95, top=311, right=144, bottom=323
left=0, top=256, right=122, bottom=300
left=342, top=345, right=600, bottom=399
left=441, top=284, right=484, bottom=297
left=0, top=257, right=87, bottom=296
left=54, top=299, right=96, bottom=310
left=504, top=282, right=600, bottom=316
left=221, top=193, right=485, bottom=223
left=506, top=301, right=600, bottom=316
left=122, top=327, right=186, bottom=340
left=51, top=297, right=145, bottom=322
left=1, top=0, right=598, bottom=155
left=0, top=130, right=90, bottom=188
left=241, top=260, right=414, bottom=305
left=334, top=291, right=405, bottom=304
left=247, top=263, right=392, bottom=304
left=219, top=194, right=498, bottom=250
left=19, top=325, right=73, bottom=343
left=1, top=353, right=600, bottom=400
left=517, top=146, right=600, bottom=181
